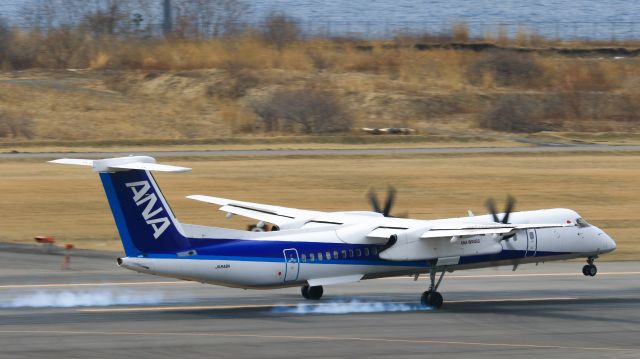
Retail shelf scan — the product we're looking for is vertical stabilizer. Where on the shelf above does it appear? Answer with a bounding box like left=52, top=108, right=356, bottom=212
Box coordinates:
left=50, top=156, right=192, bottom=256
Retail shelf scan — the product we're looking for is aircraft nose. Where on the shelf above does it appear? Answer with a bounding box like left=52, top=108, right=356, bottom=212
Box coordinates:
left=600, top=231, right=616, bottom=253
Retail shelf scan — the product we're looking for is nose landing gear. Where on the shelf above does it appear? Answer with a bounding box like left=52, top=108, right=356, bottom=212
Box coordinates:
left=582, top=257, right=598, bottom=277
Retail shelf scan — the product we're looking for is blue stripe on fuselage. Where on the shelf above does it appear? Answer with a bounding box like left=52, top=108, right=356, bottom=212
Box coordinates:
left=140, top=237, right=569, bottom=267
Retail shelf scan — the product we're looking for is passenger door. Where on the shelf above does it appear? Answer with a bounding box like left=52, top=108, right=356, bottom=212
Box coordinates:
left=525, top=229, right=537, bottom=257
left=283, top=248, right=300, bottom=282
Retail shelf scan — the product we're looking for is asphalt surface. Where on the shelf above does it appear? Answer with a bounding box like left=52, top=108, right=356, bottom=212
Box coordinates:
left=0, top=244, right=638, bottom=359
left=3, top=144, right=640, bottom=159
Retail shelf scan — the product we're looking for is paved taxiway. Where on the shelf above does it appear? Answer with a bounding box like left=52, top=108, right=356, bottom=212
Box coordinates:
left=3, top=144, right=640, bottom=159
left=0, top=244, right=638, bottom=358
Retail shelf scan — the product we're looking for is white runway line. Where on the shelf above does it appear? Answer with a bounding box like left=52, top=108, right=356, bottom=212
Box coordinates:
left=0, top=330, right=637, bottom=352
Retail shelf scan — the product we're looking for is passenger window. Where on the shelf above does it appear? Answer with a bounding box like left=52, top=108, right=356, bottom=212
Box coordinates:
left=309, top=253, right=315, bottom=262
left=364, top=248, right=370, bottom=256
left=326, top=251, right=331, bottom=260
left=301, top=254, right=307, bottom=262
left=333, top=250, right=339, bottom=259
left=349, top=249, right=354, bottom=258
left=356, top=249, right=362, bottom=257
left=372, top=247, right=378, bottom=255
left=318, top=252, right=323, bottom=261
left=529, top=232, right=534, bottom=240
left=341, top=250, right=347, bottom=259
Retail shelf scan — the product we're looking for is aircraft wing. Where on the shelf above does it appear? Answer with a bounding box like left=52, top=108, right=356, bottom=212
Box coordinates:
left=420, top=222, right=571, bottom=239
left=186, top=195, right=323, bottom=225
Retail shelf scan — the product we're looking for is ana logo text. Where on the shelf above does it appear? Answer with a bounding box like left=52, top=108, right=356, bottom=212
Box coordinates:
left=126, top=180, right=170, bottom=239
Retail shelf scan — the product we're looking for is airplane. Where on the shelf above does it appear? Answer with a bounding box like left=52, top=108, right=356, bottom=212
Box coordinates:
left=50, top=155, right=617, bottom=309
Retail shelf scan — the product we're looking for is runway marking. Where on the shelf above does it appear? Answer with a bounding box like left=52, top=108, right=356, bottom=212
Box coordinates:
left=76, top=297, right=578, bottom=313
left=1, top=271, right=638, bottom=289
left=0, top=330, right=636, bottom=352
left=384, top=271, right=640, bottom=280
left=0, top=281, right=188, bottom=289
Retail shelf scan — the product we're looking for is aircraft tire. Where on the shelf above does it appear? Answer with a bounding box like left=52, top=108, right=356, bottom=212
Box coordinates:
left=307, top=285, right=323, bottom=300
left=582, top=265, right=590, bottom=276
left=588, top=265, right=598, bottom=277
left=421, top=291, right=443, bottom=309
left=301, top=285, right=310, bottom=299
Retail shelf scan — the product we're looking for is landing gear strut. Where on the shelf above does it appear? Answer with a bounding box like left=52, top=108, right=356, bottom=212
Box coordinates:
left=421, top=265, right=445, bottom=309
left=301, top=285, right=323, bottom=300
left=582, top=257, right=598, bottom=277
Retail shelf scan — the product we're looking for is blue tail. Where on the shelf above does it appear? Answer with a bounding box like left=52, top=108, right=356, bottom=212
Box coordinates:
left=100, top=169, right=192, bottom=257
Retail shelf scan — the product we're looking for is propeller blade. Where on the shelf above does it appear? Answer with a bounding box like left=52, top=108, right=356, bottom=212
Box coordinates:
left=501, top=195, right=516, bottom=224
left=368, top=189, right=382, bottom=214
left=485, top=198, right=500, bottom=223
left=382, top=186, right=396, bottom=217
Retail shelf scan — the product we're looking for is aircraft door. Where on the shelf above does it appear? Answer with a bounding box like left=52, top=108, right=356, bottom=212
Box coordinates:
left=525, top=229, right=537, bottom=257
left=283, top=248, right=300, bottom=282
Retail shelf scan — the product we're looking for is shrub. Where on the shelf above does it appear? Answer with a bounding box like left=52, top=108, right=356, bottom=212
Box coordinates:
left=261, top=12, right=302, bottom=50
left=253, top=88, right=352, bottom=133
left=467, top=51, right=545, bottom=87
left=479, top=95, right=551, bottom=133
left=0, top=111, right=34, bottom=139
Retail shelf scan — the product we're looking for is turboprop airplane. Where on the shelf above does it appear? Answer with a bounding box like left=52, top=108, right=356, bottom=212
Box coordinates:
left=50, top=155, right=616, bottom=309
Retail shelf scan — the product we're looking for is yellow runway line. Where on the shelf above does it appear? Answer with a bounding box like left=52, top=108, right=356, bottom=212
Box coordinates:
left=1, top=271, right=638, bottom=289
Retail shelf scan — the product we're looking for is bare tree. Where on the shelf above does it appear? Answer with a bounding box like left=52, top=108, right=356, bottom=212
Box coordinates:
left=261, top=12, right=301, bottom=50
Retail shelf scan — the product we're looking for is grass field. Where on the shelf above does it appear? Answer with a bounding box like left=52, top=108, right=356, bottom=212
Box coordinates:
left=1, top=152, right=638, bottom=260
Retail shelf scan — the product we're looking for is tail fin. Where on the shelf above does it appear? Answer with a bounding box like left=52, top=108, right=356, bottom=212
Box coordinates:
left=50, top=156, right=192, bottom=257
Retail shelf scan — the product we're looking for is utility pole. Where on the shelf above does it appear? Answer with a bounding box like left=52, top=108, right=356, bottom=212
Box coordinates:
left=162, top=0, right=172, bottom=35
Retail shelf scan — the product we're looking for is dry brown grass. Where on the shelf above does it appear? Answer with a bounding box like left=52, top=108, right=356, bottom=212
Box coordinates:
left=1, top=152, right=639, bottom=260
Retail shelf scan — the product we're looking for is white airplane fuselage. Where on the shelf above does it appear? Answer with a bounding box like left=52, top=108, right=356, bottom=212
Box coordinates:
left=118, top=209, right=616, bottom=289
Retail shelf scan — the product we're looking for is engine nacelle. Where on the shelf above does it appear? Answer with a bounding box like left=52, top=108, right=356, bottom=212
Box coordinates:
left=379, top=234, right=503, bottom=261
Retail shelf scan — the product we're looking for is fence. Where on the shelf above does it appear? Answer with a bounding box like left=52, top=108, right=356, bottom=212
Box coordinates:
left=5, top=20, right=640, bottom=41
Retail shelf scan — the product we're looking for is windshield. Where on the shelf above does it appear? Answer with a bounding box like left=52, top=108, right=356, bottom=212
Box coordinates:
left=576, top=218, right=591, bottom=228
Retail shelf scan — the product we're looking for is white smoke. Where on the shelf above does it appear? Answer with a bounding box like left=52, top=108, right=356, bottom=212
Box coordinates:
left=1, top=290, right=164, bottom=308
left=273, top=300, right=431, bottom=314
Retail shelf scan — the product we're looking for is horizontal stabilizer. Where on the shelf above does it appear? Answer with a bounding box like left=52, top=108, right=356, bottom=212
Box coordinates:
left=108, top=162, right=191, bottom=172
left=49, top=158, right=94, bottom=166
left=49, top=156, right=191, bottom=173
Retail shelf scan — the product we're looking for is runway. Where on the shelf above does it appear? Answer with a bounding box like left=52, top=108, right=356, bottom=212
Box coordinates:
left=0, top=245, right=638, bottom=358
left=3, top=144, right=640, bottom=159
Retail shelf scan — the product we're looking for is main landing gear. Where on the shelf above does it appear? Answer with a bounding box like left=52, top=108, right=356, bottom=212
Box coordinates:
left=301, top=285, right=323, bottom=300
left=421, top=266, right=445, bottom=309
left=582, top=257, right=598, bottom=277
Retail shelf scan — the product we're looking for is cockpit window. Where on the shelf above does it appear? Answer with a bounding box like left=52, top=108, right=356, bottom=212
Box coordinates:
left=576, top=218, right=591, bottom=227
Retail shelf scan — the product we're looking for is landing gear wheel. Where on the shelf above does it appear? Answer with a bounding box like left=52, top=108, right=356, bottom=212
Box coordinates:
left=582, top=265, right=590, bottom=276
left=420, top=291, right=443, bottom=309
left=588, top=264, right=597, bottom=277
left=301, top=285, right=310, bottom=299
left=302, top=285, right=323, bottom=300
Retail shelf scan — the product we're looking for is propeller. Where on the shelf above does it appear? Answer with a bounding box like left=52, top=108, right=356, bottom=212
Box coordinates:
left=368, top=186, right=407, bottom=218
left=485, top=195, right=516, bottom=239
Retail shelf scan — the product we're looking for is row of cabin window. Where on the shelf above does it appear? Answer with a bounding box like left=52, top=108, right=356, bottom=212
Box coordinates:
left=300, top=247, right=378, bottom=263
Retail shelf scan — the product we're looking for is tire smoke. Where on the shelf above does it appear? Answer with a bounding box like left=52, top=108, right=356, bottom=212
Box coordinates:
left=1, top=290, right=164, bottom=308
left=272, top=299, right=431, bottom=314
